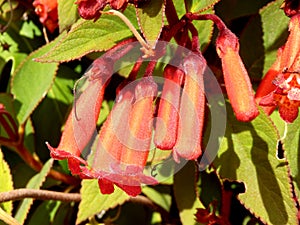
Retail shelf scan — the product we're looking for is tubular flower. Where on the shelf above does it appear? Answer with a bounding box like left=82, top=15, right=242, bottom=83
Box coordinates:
left=154, top=65, right=183, bottom=150
left=173, top=53, right=206, bottom=161
left=79, top=78, right=158, bottom=196
left=216, top=27, right=259, bottom=122
left=33, top=0, right=58, bottom=33
left=46, top=58, right=113, bottom=175
left=256, top=14, right=300, bottom=122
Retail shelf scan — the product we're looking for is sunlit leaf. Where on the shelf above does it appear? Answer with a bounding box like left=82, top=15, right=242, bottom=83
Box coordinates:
left=142, top=185, right=172, bottom=211
left=136, top=0, right=165, bottom=47
left=213, top=106, right=298, bottom=224
left=36, top=6, right=138, bottom=63
left=284, top=116, right=300, bottom=207
left=77, top=179, right=130, bottom=224
left=0, top=148, right=14, bottom=215
left=10, top=35, right=64, bottom=124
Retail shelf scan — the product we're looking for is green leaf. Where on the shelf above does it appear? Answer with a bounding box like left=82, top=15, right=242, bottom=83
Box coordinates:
left=0, top=148, right=14, bottom=215
left=240, top=0, right=289, bottom=79
left=187, top=0, right=220, bottom=13
left=36, top=6, right=138, bottom=63
left=15, top=159, right=54, bottom=224
left=173, top=161, right=204, bottom=225
left=284, top=116, right=300, bottom=206
left=10, top=37, right=62, bottom=124
left=57, top=0, right=79, bottom=32
left=142, top=185, right=172, bottom=211
left=213, top=107, right=298, bottom=224
left=32, top=65, right=76, bottom=161
left=136, top=0, right=165, bottom=47
left=77, top=179, right=130, bottom=224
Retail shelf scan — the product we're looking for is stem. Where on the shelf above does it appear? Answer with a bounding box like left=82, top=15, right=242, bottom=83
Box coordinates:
left=186, top=13, right=227, bottom=31
left=0, top=189, right=81, bottom=203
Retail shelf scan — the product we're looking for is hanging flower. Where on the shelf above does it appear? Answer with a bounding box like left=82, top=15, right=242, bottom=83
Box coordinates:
left=173, top=53, right=206, bottom=161
left=215, top=26, right=259, bottom=122
left=154, top=64, right=183, bottom=150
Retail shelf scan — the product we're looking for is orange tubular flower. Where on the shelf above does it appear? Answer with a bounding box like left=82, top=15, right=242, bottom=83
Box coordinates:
left=46, top=58, right=112, bottom=175
left=173, top=53, right=205, bottom=161
left=154, top=65, right=183, bottom=150
left=256, top=14, right=300, bottom=122
left=216, top=28, right=259, bottom=122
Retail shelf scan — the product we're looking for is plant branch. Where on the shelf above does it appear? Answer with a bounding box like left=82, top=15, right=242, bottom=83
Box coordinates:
left=0, top=189, right=81, bottom=203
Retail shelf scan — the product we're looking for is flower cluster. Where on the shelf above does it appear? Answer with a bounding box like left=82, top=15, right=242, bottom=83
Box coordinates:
left=46, top=8, right=259, bottom=196
left=255, top=13, right=300, bottom=122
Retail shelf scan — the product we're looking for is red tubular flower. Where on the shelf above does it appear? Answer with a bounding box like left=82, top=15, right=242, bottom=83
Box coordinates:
left=46, top=58, right=113, bottom=175
left=117, top=78, right=158, bottom=195
left=256, top=14, right=300, bottom=122
left=173, top=53, right=205, bottom=161
left=216, top=28, right=259, bottom=122
left=33, top=0, right=58, bottom=33
left=154, top=65, right=183, bottom=150
left=81, top=78, right=158, bottom=196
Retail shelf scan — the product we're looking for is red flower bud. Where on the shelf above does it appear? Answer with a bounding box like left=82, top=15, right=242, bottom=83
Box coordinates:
left=154, top=65, right=183, bottom=150
left=216, top=28, right=259, bottom=122
left=173, top=53, right=205, bottom=161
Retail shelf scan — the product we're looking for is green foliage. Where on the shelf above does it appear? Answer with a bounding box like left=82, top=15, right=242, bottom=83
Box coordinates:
left=0, top=0, right=299, bottom=224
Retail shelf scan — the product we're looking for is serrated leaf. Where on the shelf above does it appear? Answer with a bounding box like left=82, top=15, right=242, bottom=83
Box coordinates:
left=187, top=0, right=220, bottom=13
left=213, top=107, right=298, bottom=224
left=240, top=0, right=289, bottom=79
left=57, top=0, right=79, bottom=32
left=136, top=0, right=165, bottom=47
left=174, top=161, right=204, bottom=225
left=77, top=179, right=130, bottom=224
left=10, top=36, right=62, bottom=124
left=36, top=6, right=138, bottom=63
left=15, top=159, right=54, bottom=224
left=0, top=148, right=14, bottom=215
left=284, top=116, right=300, bottom=206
